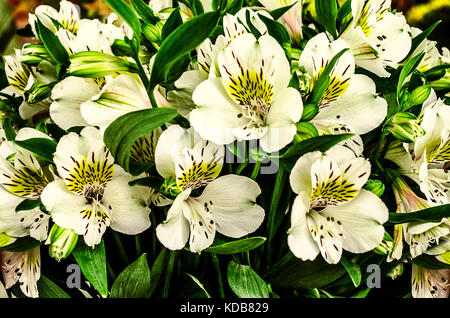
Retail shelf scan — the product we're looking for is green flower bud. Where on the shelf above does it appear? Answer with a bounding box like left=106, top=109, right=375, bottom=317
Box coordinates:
left=373, top=231, right=394, bottom=255
left=403, top=85, right=431, bottom=110
left=429, top=72, right=450, bottom=91
left=21, top=44, right=50, bottom=66
left=385, top=112, right=425, bottom=143
left=68, top=51, right=139, bottom=78
left=143, top=23, right=163, bottom=43
left=387, top=263, right=404, bottom=280
left=25, top=82, right=52, bottom=104
left=294, top=122, right=319, bottom=142
left=363, top=179, right=385, bottom=197
left=46, top=224, right=78, bottom=261
left=301, top=103, right=319, bottom=121
left=111, top=39, right=133, bottom=57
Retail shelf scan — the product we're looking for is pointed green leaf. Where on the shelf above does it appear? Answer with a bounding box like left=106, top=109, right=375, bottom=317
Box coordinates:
left=397, top=52, right=425, bottom=96
left=37, top=276, right=71, bottom=298
left=186, top=273, right=211, bottom=298
left=13, top=138, right=57, bottom=163
left=110, top=253, right=151, bottom=298
left=103, top=108, right=178, bottom=174
left=227, top=261, right=269, bottom=298
left=129, top=0, right=159, bottom=24
left=72, top=239, right=108, bottom=298
left=411, top=254, right=450, bottom=270
left=161, top=8, right=183, bottom=41
left=341, top=255, right=362, bottom=287
left=269, top=2, right=297, bottom=20
left=205, top=237, right=266, bottom=254
left=149, top=11, right=220, bottom=89
left=35, top=18, right=69, bottom=65
left=404, top=20, right=441, bottom=62
left=105, top=0, right=141, bottom=38
left=315, top=0, right=338, bottom=38
left=387, top=204, right=450, bottom=224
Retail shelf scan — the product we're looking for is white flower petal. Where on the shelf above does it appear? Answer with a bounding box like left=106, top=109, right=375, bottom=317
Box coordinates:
left=289, top=151, right=322, bottom=196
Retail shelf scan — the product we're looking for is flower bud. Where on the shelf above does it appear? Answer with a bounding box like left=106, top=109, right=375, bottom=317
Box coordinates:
left=385, top=112, right=425, bottom=143
left=21, top=44, right=50, bottom=66
left=363, top=179, right=385, bottom=197
left=25, top=82, right=52, bottom=104
left=301, top=103, right=319, bottom=121
left=403, top=85, right=431, bottom=110
left=68, top=51, right=139, bottom=78
left=294, top=122, right=319, bottom=142
left=374, top=231, right=394, bottom=255
left=143, top=23, right=163, bottom=43
left=46, top=224, right=78, bottom=261
left=387, top=263, right=404, bottom=280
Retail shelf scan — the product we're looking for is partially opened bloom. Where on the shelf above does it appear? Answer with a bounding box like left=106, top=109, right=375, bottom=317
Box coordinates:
left=155, top=125, right=265, bottom=253
left=340, top=0, right=412, bottom=77
left=411, top=265, right=450, bottom=298
left=191, top=33, right=303, bottom=153
left=0, top=247, right=41, bottom=298
left=298, top=33, right=388, bottom=135
left=386, top=90, right=450, bottom=205
left=287, top=150, right=388, bottom=264
left=41, top=127, right=151, bottom=247
left=0, top=128, right=52, bottom=242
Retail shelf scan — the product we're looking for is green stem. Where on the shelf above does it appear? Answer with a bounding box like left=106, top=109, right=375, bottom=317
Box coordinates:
left=266, top=168, right=285, bottom=264
left=372, top=130, right=388, bottom=173
left=106, top=261, right=117, bottom=281
left=211, top=254, right=225, bottom=298
left=112, top=231, right=129, bottom=265
left=250, top=160, right=262, bottom=180
left=149, top=89, right=159, bottom=108
left=135, top=234, right=142, bottom=257
left=162, top=251, right=176, bottom=298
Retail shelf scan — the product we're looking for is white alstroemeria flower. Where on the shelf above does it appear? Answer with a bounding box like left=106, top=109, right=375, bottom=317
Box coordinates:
left=287, top=150, right=388, bottom=264
left=299, top=33, right=388, bottom=135
left=167, top=8, right=271, bottom=117
left=41, top=127, right=151, bottom=247
left=155, top=125, right=265, bottom=253
left=258, top=0, right=303, bottom=46
left=340, top=0, right=411, bottom=77
left=191, top=33, right=302, bottom=153
left=411, top=265, right=450, bottom=298
left=389, top=174, right=449, bottom=261
left=29, top=0, right=80, bottom=36
left=1, top=50, right=54, bottom=120
left=386, top=90, right=450, bottom=205
left=0, top=247, right=41, bottom=298
left=0, top=128, right=53, bottom=241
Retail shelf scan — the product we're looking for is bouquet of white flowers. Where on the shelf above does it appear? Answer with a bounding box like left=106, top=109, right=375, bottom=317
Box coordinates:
left=0, top=0, right=448, bottom=300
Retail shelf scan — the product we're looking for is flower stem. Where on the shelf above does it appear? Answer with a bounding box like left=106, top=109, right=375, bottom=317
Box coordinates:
left=162, top=251, right=177, bottom=298
left=250, top=160, right=262, bottom=180
left=112, top=231, right=129, bottom=265
left=211, top=253, right=225, bottom=298
left=135, top=234, right=142, bottom=257
left=266, top=168, right=285, bottom=264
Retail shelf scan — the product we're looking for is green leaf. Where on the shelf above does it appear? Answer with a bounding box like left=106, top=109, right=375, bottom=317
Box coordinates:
left=404, top=20, right=441, bottom=62
left=13, top=138, right=57, bottom=162
left=315, top=0, right=338, bottom=38
left=2, top=118, right=17, bottom=141
left=269, top=2, right=297, bottom=20
left=105, top=0, right=141, bottom=38
left=0, top=237, right=41, bottom=252
left=227, top=260, right=269, bottom=298
left=110, top=253, right=151, bottom=298
left=129, top=0, right=159, bottom=24
left=104, top=108, right=178, bottom=174
left=397, top=52, right=425, bottom=97
left=15, top=199, right=41, bottom=212
left=411, top=254, right=450, bottom=270
left=278, top=134, right=353, bottom=171
left=387, top=204, right=450, bottom=224
left=341, top=255, right=361, bottom=287
left=258, top=14, right=290, bottom=46
left=351, top=288, right=371, bottom=298
left=205, top=236, right=266, bottom=254
left=308, top=48, right=349, bottom=105
left=186, top=273, right=211, bottom=298
left=264, top=253, right=346, bottom=288
left=149, top=11, right=219, bottom=89
left=72, top=239, right=108, bottom=298
left=161, top=8, right=183, bottom=41
left=35, top=18, right=69, bottom=65
left=37, top=276, right=71, bottom=298
left=337, top=0, right=351, bottom=31
left=148, top=247, right=170, bottom=297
